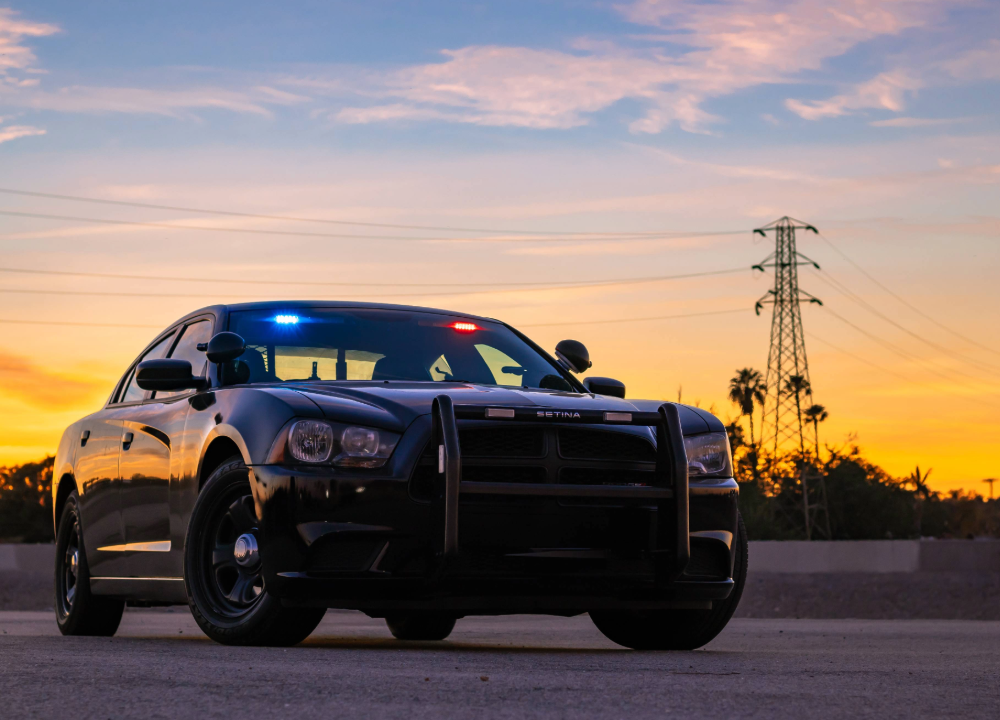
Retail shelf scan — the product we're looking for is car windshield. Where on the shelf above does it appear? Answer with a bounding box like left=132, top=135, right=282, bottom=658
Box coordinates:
left=227, top=308, right=575, bottom=390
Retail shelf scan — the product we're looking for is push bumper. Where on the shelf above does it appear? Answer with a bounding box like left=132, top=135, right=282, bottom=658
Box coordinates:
left=250, top=398, right=739, bottom=614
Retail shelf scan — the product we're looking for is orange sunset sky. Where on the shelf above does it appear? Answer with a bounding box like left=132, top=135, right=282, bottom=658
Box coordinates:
left=1, top=2, right=998, bottom=494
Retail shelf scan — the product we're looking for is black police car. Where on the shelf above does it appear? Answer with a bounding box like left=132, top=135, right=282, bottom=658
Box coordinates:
left=52, top=302, right=745, bottom=649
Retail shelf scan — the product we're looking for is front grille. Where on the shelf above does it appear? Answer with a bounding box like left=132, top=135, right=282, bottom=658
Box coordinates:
left=459, top=427, right=545, bottom=457
left=558, top=428, right=656, bottom=462
left=408, top=423, right=661, bottom=502
left=463, top=465, right=547, bottom=484
left=559, top=467, right=654, bottom=486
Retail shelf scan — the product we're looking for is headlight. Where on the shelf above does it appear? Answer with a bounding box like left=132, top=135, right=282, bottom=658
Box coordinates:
left=279, top=420, right=400, bottom=468
left=683, top=432, right=732, bottom=478
left=289, top=421, right=335, bottom=463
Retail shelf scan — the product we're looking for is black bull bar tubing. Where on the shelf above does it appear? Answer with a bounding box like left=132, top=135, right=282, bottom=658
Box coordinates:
left=431, top=395, right=690, bottom=578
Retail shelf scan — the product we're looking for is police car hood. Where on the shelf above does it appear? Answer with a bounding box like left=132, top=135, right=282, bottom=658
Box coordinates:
left=281, top=381, right=719, bottom=435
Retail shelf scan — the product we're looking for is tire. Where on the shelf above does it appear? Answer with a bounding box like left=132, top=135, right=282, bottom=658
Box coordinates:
left=591, top=512, right=748, bottom=650
left=385, top=613, right=457, bottom=641
left=184, top=457, right=326, bottom=646
left=54, top=493, right=125, bottom=636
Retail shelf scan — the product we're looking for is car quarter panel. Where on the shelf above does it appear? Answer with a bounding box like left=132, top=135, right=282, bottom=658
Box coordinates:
left=52, top=421, right=81, bottom=527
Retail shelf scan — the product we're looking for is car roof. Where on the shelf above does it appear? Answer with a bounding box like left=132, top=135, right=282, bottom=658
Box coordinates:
left=164, top=301, right=503, bottom=331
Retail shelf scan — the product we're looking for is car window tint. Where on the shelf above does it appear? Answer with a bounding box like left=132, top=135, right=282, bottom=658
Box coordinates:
left=118, top=332, right=175, bottom=404
left=345, top=350, right=384, bottom=380
left=265, top=347, right=387, bottom=382
left=228, top=308, right=573, bottom=389
left=475, top=344, right=524, bottom=387
left=429, top=354, right=453, bottom=381
left=156, top=320, right=213, bottom=399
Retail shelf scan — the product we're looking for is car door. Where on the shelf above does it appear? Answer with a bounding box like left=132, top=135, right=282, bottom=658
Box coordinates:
left=119, top=318, right=213, bottom=577
left=81, top=331, right=175, bottom=577
left=74, top=413, right=126, bottom=579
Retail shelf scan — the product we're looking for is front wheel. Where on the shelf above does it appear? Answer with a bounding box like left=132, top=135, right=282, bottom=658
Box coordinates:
left=54, top=492, right=125, bottom=636
left=184, top=457, right=325, bottom=646
left=591, top=512, right=748, bottom=650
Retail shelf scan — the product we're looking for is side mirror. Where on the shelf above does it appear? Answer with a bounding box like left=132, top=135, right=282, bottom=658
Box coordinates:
left=201, top=332, right=246, bottom=363
left=136, top=359, right=208, bottom=392
left=554, top=339, right=592, bottom=374
left=583, top=376, right=625, bottom=399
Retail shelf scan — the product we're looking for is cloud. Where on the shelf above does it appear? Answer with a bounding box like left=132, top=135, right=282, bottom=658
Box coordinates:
left=321, top=0, right=963, bottom=134
left=940, top=39, right=1000, bottom=82
left=631, top=143, right=828, bottom=183
left=0, top=350, right=105, bottom=409
left=786, top=70, right=923, bottom=120
left=870, top=116, right=972, bottom=128
left=333, top=46, right=692, bottom=130
left=6, top=84, right=310, bottom=119
left=0, top=124, right=45, bottom=144
left=784, top=33, right=1000, bottom=123
left=0, top=8, right=59, bottom=77
left=0, top=9, right=309, bottom=120
left=1, top=2, right=986, bottom=133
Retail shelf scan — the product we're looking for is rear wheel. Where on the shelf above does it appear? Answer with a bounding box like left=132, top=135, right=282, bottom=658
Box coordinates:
left=54, top=493, right=125, bottom=636
left=385, top=613, right=457, bottom=641
left=185, top=457, right=326, bottom=646
left=591, top=512, right=748, bottom=650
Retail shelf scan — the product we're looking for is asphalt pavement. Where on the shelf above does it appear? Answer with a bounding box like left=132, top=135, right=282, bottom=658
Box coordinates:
left=1, top=610, right=997, bottom=719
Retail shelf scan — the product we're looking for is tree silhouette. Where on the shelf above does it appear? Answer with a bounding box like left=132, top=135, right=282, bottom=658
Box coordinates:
left=728, top=368, right=765, bottom=448
left=782, top=374, right=812, bottom=454
left=803, top=404, right=828, bottom=459
left=906, top=465, right=933, bottom=536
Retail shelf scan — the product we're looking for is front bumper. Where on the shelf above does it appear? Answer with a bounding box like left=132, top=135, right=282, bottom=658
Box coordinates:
left=250, top=399, right=740, bottom=614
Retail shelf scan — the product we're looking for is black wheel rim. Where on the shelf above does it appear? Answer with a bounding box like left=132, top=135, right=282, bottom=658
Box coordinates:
left=201, top=486, right=265, bottom=618
left=58, top=517, right=80, bottom=617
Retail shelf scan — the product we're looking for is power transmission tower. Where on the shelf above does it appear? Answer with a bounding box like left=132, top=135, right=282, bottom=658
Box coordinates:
left=753, top=216, right=830, bottom=539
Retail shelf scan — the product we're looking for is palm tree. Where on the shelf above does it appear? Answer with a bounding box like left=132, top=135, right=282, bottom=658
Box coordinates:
left=782, top=375, right=812, bottom=454
left=728, top=368, right=765, bottom=447
left=906, top=466, right=933, bottom=537
left=803, top=404, right=828, bottom=459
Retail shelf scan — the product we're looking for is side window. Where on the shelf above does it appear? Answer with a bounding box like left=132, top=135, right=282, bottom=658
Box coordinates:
left=156, top=320, right=213, bottom=399
left=117, top=332, right=176, bottom=404
left=475, top=344, right=525, bottom=387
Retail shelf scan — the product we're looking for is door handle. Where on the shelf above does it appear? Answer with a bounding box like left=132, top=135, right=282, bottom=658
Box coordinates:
left=80, top=430, right=90, bottom=447
left=122, top=431, right=134, bottom=450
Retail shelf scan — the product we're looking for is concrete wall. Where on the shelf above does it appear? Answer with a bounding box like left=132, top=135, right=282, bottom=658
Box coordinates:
left=0, top=544, right=57, bottom=575
left=3, top=540, right=999, bottom=575
left=751, top=540, right=1000, bottom=573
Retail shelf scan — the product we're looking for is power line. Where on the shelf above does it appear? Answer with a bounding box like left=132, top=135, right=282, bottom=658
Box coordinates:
left=806, top=331, right=916, bottom=384
left=2, top=209, right=660, bottom=243
left=810, top=268, right=1000, bottom=376
left=817, top=231, right=1000, bottom=359
left=807, top=330, right=1000, bottom=411
left=820, top=305, right=995, bottom=389
left=0, top=187, right=547, bottom=234
left=0, top=265, right=747, bottom=290
left=0, top=186, right=747, bottom=238
left=0, top=308, right=749, bottom=331
left=0, top=318, right=160, bottom=329
left=0, top=268, right=748, bottom=301
left=519, top=308, right=747, bottom=328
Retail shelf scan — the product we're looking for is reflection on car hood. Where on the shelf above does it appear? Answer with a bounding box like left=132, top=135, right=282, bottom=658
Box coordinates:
left=276, top=381, right=716, bottom=435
